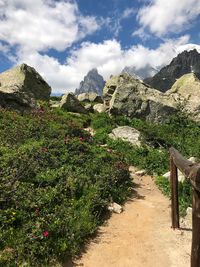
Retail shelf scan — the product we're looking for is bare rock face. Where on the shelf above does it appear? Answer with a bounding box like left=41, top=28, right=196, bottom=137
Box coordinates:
left=0, top=64, right=51, bottom=110
left=0, top=88, right=37, bottom=111
left=0, top=64, right=51, bottom=100
left=75, top=69, right=105, bottom=96
left=109, top=126, right=141, bottom=146
left=103, top=73, right=177, bottom=123
left=60, top=93, right=87, bottom=114
left=166, top=73, right=200, bottom=121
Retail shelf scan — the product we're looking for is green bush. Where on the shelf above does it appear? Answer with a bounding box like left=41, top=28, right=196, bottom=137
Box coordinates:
left=50, top=96, right=62, bottom=101
left=0, top=109, right=132, bottom=266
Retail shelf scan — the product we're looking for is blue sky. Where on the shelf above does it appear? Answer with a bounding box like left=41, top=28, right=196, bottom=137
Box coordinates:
left=0, top=0, right=200, bottom=94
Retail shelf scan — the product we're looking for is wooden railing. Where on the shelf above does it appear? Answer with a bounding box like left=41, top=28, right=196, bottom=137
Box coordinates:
left=170, top=147, right=200, bottom=267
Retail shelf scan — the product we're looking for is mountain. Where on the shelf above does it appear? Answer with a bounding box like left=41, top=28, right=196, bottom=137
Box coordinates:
left=75, top=68, right=105, bottom=96
left=144, top=49, right=200, bottom=92
left=121, top=65, right=158, bottom=80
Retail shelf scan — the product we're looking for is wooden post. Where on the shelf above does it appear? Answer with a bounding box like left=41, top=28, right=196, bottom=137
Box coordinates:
left=170, top=156, right=180, bottom=229
left=169, top=147, right=200, bottom=266
left=191, top=188, right=200, bottom=267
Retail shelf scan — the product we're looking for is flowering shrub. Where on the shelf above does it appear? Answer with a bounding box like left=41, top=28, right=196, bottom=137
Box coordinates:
left=0, top=108, right=132, bottom=266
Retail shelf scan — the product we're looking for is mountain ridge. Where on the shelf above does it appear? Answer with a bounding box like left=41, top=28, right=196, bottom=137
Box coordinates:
left=144, top=49, right=200, bottom=92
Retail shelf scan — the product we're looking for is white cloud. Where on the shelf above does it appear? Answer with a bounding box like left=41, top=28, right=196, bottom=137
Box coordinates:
left=122, top=8, right=136, bottom=19
left=136, top=0, right=200, bottom=36
left=0, top=0, right=100, bottom=52
left=1, top=0, right=200, bottom=94
left=16, top=36, right=200, bottom=94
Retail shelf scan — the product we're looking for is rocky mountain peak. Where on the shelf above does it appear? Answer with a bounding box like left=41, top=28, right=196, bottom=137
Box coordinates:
left=121, top=65, right=158, bottom=80
left=75, top=68, right=105, bottom=96
left=144, top=49, right=200, bottom=92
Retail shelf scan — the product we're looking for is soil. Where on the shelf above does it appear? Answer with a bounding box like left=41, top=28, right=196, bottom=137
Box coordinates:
left=65, top=167, right=192, bottom=267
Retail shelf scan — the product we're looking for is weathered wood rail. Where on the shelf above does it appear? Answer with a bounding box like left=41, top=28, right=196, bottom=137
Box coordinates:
left=169, top=147, right=200, bottom=267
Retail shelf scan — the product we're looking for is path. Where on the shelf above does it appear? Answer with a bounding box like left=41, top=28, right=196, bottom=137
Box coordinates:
left=66, top=167, right=192, bottom=267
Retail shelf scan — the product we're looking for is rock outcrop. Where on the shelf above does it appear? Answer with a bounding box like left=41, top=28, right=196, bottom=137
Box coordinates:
left=0, top=64, right=51, bottom=110
left=0, top=89, right=37, bottom=111
left=103, top=74, right=177, bottom=123
left=60, top=93, right=87, bottom=114
left=144, top=49, right=200, bottom=92
left=75, top=69, right=105, bottom=96
left=166, top=73, right=200, bottom=121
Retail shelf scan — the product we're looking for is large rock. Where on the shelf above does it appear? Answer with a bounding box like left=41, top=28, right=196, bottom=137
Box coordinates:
left=0, top=88, right=37, bottom=111
left=166, top=73, right=200, bottom=121
left=144, top=49, right=200, bottom=92
left=77, top=92, right=103, bottom=103
left=103, top=73, right=177, bottom=123
left=75, top=69, right=105, bottom=96
left=0, top=63, right=51, bottom=101
left=60, top=93, right=87, bottom=114
left=109, top=126, right=141, bottom=146
left=93, top=103, right=107, bottom=113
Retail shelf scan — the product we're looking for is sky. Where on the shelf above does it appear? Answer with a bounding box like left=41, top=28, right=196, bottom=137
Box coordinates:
left=0, top=0, right=200, bottom=94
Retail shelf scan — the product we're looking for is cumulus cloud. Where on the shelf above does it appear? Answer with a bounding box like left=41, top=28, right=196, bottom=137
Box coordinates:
left=0, top=0, right=100, bottom=52
left=1, top=0, right=200, bottom=94
left=16, top=36, right=200, bottom=94
left=136, top=0, right=200, bottom=36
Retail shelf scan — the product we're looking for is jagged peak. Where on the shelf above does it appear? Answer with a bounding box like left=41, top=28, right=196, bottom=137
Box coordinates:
left=75, top=68, right=105, bottom=96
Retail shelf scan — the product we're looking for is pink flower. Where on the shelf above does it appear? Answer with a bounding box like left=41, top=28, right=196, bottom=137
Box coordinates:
left=41, top=147, right=48, bottom=152
left=43, top=231, right=49, bottom=238
left=79, top=137, right=85, bottom=141
left=35, top=208, right=40, bottom=214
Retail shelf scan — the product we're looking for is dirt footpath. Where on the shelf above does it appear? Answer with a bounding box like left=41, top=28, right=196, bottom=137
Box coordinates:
left=67, top=167, right=192, bottom=267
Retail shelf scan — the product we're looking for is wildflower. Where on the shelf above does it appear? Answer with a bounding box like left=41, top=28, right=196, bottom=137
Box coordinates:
left=35, top=208, right=40, bottom=215
left=79, top=137, right=85, bottom=141
left=41, top=147, right=48, bottom=152
left=43, top=231, right=49, bottom=238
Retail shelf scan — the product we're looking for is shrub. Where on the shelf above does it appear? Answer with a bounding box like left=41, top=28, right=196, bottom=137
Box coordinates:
left=0, top=109, right=132, bottom=266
